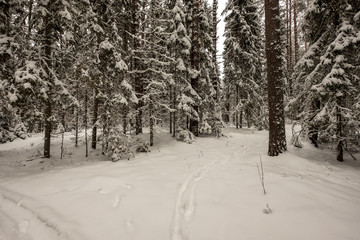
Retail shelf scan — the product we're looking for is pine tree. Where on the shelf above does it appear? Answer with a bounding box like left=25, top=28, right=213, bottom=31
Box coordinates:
left=265, top=0, right=287, bottom=156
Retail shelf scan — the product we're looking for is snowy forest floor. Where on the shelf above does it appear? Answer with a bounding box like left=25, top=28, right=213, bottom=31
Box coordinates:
left=0, top=125, right=360, bottom=240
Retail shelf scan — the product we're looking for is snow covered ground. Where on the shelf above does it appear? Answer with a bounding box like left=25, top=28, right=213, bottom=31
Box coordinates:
left=0, top=126, right=359, bottom=240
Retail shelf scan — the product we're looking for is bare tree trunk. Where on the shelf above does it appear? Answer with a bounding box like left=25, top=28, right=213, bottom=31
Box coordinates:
left=134, top=0, right=143, bottom=135
left=336, top=97, right=344, bottom=162
left=289, top=0, right=293, bottom=73
left=149, top=98, right=154, bottom=146
left=172, top=85, right=177, bottom=138
left=43, top=5, right=53, bottom=158
left=240, top=110, right=243, bottom=128
left=75, top=81, right=79, bottom=147
left=91, top=88, right=99, bottom=149
left=84, top=89, right=88, bottom=157
left=286, top=0, right=290, bottom=72
left=293, top=0, right=299, bottom=65
left=169, top=85, right=173, bottom=134
left=123, top=106, right=128, bottom=135
left=60, top=111, right=65, bottom=159
left=265, top=0, right=287, bottom=156
left=212, top=0, right=219, bottom=100
left=189, top=0, right=200, bottom=137
left=236, top=85, right=239, bottom=129
left=28, top=0, right=33, bottom=40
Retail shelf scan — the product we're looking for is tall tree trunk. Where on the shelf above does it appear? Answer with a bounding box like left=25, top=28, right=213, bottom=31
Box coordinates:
left=286, top=0, right=290, bottom=73
left=240, top=110, right=243, bottom=128
left=75, top=81, right=79, bottom=147
left=84, top=89, right=88, bottom=157
left=225, top=85, right=230, bottom=123
left=189, top=0, right=200, bottom=137
left=123, top=106, right=128, bottom=135
left=212, top=0, right=219, bottom=100
left=149, top=98, right=154, bottom=146
left=91, top=88, right=99, bottom=149
left=265, top=0, right=287, bottom=156
left=336, top=97, right=344, bottom=162
left=293, top=0, right=299, bottom=65
left=289, top=0, right=293, bottom=73
left=169, top=85, right=173, bottom=134
left=236, top=85, right=239, bottom=129
left=172, top=85, right=177, bottom=138
left=43, top=5, right=53, bottom=158
left=28, top=0, right=33, bottom=41
left=133, top=0, right=143, bottom=135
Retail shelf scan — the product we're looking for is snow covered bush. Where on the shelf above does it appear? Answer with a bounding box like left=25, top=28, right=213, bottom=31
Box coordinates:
left=200, top=121, right=212, bottom=134
left=134, top=138, right=150, bottom=153
left=102, top=128, right=133, bottom=162
left=176, top=129, right=196, bottom=144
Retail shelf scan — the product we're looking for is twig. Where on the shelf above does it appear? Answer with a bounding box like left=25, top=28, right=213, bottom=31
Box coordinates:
left=257, top=155, right=266, bottom=195
left=344, top=146, right=357, bottom=161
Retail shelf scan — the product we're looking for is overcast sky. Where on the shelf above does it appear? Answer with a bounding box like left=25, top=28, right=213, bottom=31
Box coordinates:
left=213, top=0, right=227, bottom=76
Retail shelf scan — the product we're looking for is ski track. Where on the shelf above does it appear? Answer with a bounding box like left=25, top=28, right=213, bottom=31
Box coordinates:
left=170, top=140, right=245, bottom=240
left=0, top=186, right=76, bottom=240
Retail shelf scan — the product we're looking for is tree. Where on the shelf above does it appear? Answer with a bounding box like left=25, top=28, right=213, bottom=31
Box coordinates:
left=290, top=0, right=360, bottom=161
left=265, top=0, right=287, bottom=156
left=222, top=0, right=265, bottom=129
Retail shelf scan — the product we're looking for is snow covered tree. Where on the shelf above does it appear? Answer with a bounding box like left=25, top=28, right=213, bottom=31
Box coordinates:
left=265, top=0, right=287, bottom=156
left=0, top=0, right=26, bottom=143
left=289, top=0, right=360, bottom=161
left=13, top=0, right=77, bottom=157
left=138, top=0, right=173, bottom=146
left=169, top=1, right=192, bottom=137
left=222, top=0, right=265, bottom=129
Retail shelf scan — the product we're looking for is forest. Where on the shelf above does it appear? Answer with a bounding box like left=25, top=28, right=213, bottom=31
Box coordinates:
left=1, top=0, right=359, bottom=161
left=0, top=0, right=360, bottom=239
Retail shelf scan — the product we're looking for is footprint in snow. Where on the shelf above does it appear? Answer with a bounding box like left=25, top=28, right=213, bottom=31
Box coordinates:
left=112, top=195, right=122, bottom=208
left=125, top=220, right=135, bottom=233
left=18, top=219, right=30, bottom=233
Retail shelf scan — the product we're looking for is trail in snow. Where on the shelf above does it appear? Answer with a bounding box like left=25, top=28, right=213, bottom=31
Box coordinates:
left=0, top=186, right=78, bottom=240
left=170, top=141, right=247, bottom=240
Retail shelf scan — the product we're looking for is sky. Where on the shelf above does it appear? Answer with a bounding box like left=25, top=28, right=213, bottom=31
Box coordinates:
left=213, top=0, right=227, bottom=76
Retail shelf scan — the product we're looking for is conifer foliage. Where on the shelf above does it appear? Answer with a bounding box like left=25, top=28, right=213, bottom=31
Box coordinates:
left=0, top=0, right=221, bottom=159
left=290, top=0, right=360, bottom=161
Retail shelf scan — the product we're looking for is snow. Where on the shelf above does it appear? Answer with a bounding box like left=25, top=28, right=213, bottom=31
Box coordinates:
left=0, top=126, right=359, bottom=240
left=115, top=59, right=128, bottom=71
left=99, top=39, right=114, bottom=51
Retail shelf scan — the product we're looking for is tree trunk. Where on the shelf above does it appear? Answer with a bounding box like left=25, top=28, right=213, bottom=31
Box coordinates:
left=189, top=0, right=200, bottom=137
left=289, top=0, right=293, bottom=73
left=84, top=89, right=88, bottom=157
left=169, top=85, right=173, bottom=134
left=286, top=0, right=290, bottom=72
left=212, top=0, right=219, bottom=100
left=123, top=106, right=128, bottom=135
left=91, top=88, right=99, bottom=149
left=265, top=0, right=287, bottom=156
left=172, top=85, right=177, bottom=138
left=240, top=110, right=243, bottom=128
left=293, top=0, right=299, bottom=66
left=236, top=85, right=239, bottom=129
left=43, top=5, right=53, bottom=158
left=149, top=98, right=154, bottom=146
left=336, top=97, right=344, bottom=162
left=44, top=100, right=52, bottom=158
left=75, top=82, right=79, bottom=147
left=133, top=0, right=143, bottom=135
